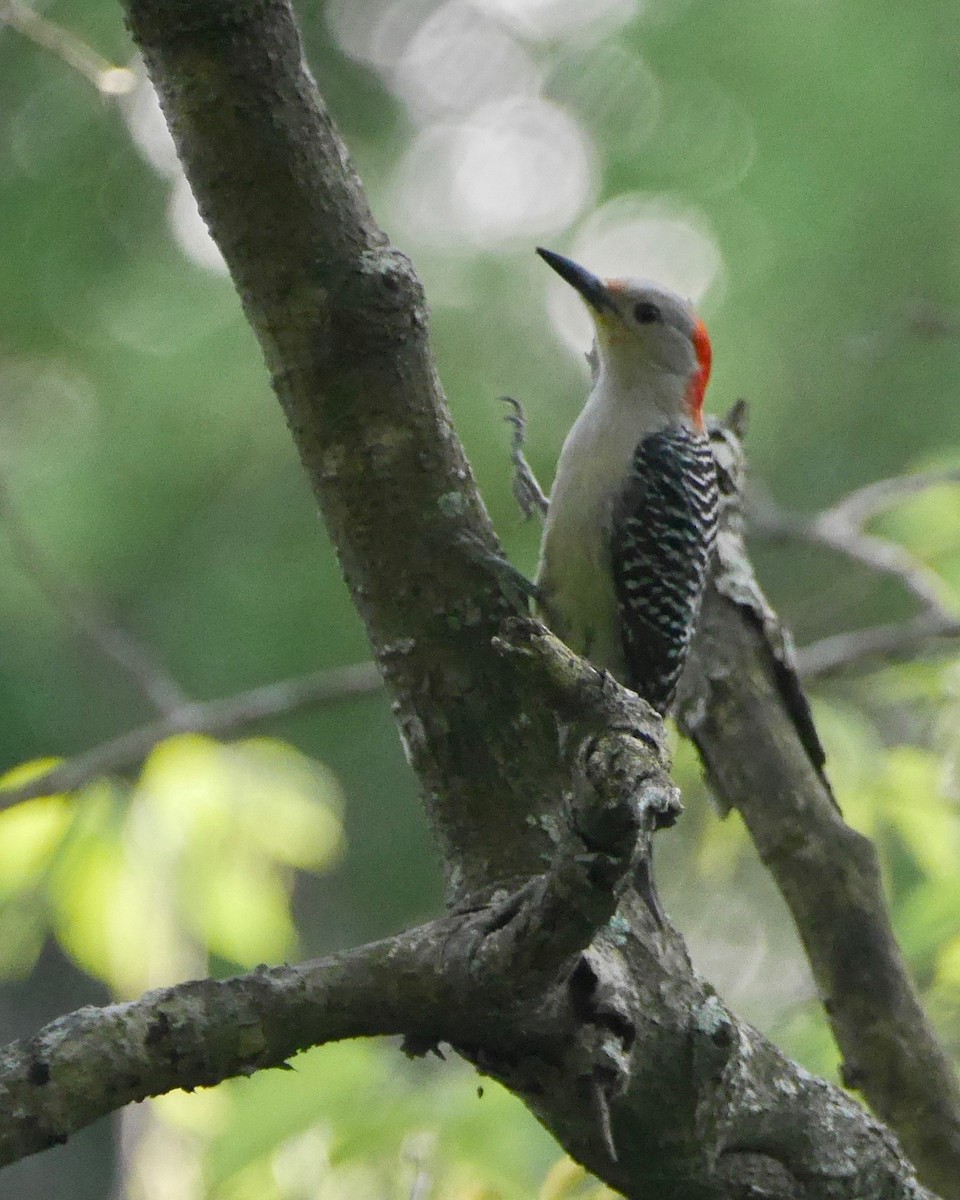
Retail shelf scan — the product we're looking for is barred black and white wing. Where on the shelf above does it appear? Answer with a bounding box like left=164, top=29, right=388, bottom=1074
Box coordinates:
left=610, top=425, right=719, bottom=715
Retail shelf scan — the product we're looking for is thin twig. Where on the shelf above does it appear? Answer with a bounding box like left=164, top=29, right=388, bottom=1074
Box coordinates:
left=0, top=1, right=136, bottom=93
left=749, top=478, right=959, bottom=618
left=0, top=476, right=189, bottom=714
left=796, top=612, right=960, bottom=682
left=827, top=466, right=960, bottom=528
left=808, top=520, right=953, bottom=614
left=748, top=467, right=960, bottom=680
left=0, top=661, right=382, bottom=812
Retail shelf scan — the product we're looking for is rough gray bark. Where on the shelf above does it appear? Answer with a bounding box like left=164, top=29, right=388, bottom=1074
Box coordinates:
left=677, top=410, right=960, bottom=1198
left=0, top=1, right=953, bottom=1197
left=0, top=630, right=934, bottom=1198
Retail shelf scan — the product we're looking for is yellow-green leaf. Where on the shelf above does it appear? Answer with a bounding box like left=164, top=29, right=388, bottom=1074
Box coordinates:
left=0, top=794, right=72, bottom=896
left=185, top=856, right=296, bottom=966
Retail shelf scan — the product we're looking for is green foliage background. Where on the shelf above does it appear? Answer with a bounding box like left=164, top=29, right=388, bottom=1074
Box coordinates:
left=1, top=1, right=959, bottom=1196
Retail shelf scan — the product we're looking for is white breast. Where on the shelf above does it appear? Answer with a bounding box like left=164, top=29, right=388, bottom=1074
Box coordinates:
left=535, top=375, right=667, bottom=680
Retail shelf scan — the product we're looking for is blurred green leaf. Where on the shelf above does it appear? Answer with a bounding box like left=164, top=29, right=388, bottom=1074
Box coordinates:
left=196, top=1043, right=557, bottom=1198
left=136, top=735, right=345, bottom=872
left=49, top=824, right=129, bottom=986
left=186, top=854, right=296, bottom=966
left=0, top=778, right=72, bottom=897
left=896, top=875, right=960, bottom=975
left=768, top=1001, right=839, bottom=1084
left=880, top=747, right=959, bottom=881
left=0, top=898, right=46, bottom=979
left=21, top=736, right=348, bottom=992
left=875, top=477, right=960, bottom=586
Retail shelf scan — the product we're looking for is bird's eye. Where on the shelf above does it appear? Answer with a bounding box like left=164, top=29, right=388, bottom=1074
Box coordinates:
left=633, top=301, right=662, bottom=325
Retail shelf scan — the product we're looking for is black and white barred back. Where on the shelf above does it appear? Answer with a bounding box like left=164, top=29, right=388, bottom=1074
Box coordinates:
left=610, top=424, right=719, bottom=715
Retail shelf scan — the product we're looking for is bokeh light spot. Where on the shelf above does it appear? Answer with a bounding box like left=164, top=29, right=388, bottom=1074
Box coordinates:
left=120, top=73, right=180, bottom=179
left=392, top=2, right=541, bottom=124
left=96, top=67, right=137, bottom=97
left=390, top=99, right=594, bottom=247
left=0, top=359, right=99, bottom=476
left=547, top=43, right=661, bottom=151
left=478, top=0, right=639, bottom=40
left=168, top=175, right=228, bottom=276
left=118, top=76, right=227, bottom=276
left=326, top=0, right=437, bottom=69
left=639, top=77, right=758, bottom=194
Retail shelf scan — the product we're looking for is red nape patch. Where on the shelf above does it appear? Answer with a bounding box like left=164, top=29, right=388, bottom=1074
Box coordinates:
left=686, top=318, right=712, bottom=429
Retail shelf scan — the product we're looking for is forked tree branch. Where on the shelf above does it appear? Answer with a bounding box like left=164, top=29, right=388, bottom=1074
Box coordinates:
left=0, top=656, right=936, bottom=1198
left=749, top=465, right=960, bottom=677
left=0, top=0, right=952, bottom=1195
left=753, top=477, right=955, bottom=614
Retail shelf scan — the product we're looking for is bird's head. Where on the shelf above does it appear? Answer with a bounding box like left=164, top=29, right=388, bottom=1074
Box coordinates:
left=537, top=247, right=712, bottom=429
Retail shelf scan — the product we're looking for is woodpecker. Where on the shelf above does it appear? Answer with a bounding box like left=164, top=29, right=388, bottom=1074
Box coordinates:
left=534, top=247, right=718, bottom=716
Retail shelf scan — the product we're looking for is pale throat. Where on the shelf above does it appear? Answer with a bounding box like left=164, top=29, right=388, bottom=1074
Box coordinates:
left=592, top=356, right=699, bottom=435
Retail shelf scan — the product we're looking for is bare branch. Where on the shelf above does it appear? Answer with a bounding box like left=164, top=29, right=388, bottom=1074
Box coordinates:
left=827, top=466, right=960, bottom=529
left=0, top=1, right=135, bottom=93
left=24, top=1, right=942, bottom=1194
left=749, top=465, right=960, bottom=682
left=118, top=0, right=599, bottom=898
left=798, top=611, right=960, bottom=681
left=810, top=520, right=952, bottom=613
left=0, top=661, right=382, bottom=812
left=750, top=484, right=957, bottom=617
left=0, top=476, right=188, bottom=713
left=0, top=930, right=452, bottom=1167
left=0, top=739, right=939, bottom=1198
left=678, top=411, right=960, bottom=1198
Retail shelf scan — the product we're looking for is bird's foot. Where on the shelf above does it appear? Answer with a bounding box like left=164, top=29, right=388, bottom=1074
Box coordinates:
left=501, top=396, right=549, bottom=522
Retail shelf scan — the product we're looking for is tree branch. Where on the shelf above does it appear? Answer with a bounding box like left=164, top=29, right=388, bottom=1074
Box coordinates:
left=749, top=469, right=960, bottom=619
left=748, top=466, right=960, bottom=680
left=824, top=466, right=960, bottom=529
left=0, top=661, right=382, bottom=812
left=797, top=610, right=960, bottom=681
left=678, top=409, right=960, bottom=1198
left=0, top=705, right=939, bottom=1198
left=0, top=0, right=940, bottom=1194
left=0, top=702, right=670, bottom=1169
left=0, top=929, right=454, bottom=1167
left=121, top=0, right=568, bottom=897
left=0, top=0, right=136, bottom=94
left=0, top=475, right=188, bottom=714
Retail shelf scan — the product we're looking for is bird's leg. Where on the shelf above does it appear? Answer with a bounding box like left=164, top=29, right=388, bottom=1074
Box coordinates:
left=451, top=396, right=547, bottom=609
left=501, top=396, right=549, bottom=522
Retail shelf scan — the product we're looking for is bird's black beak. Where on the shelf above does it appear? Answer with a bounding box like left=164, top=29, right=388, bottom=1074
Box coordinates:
left=536, top=247, right=614, bottom=313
